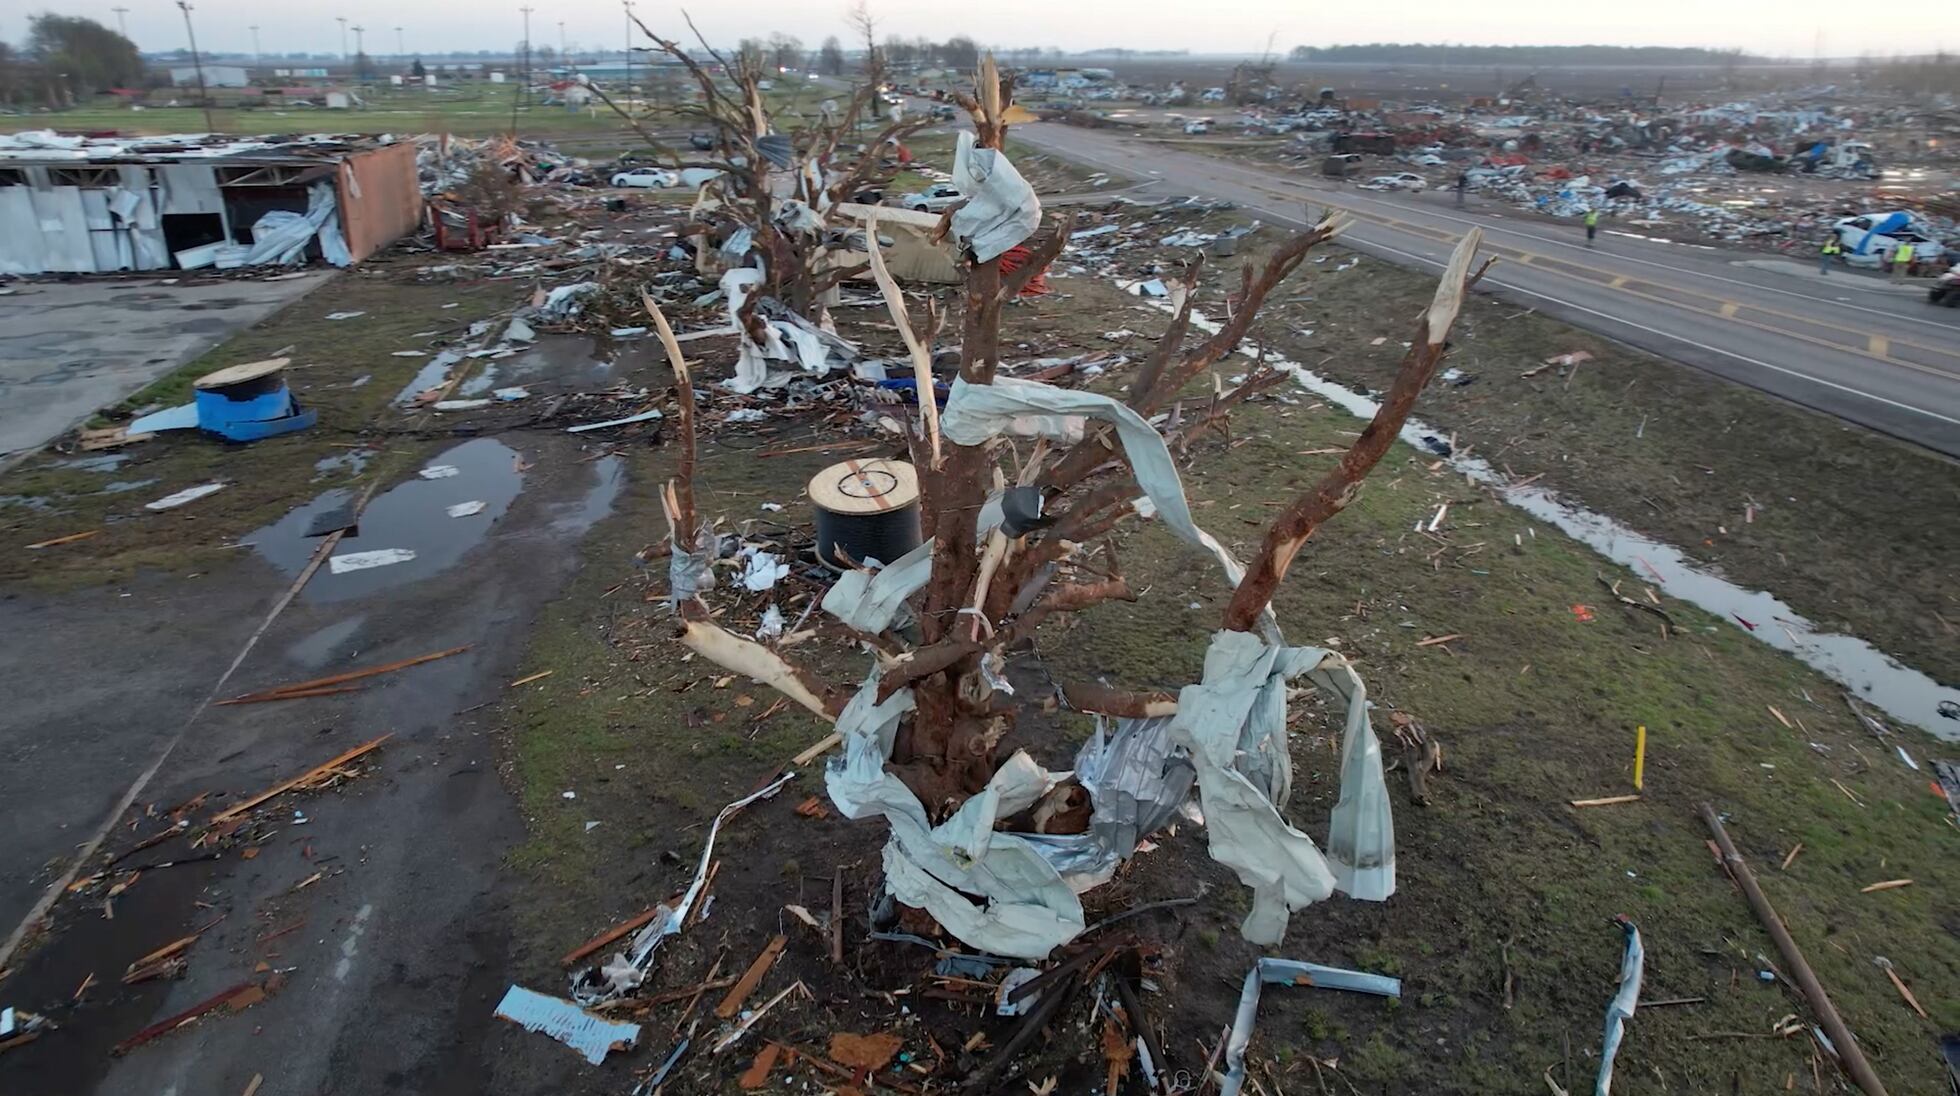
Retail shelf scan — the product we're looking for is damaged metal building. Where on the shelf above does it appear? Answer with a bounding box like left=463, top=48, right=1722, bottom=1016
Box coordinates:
left=0, top=132, right=423, bottom=276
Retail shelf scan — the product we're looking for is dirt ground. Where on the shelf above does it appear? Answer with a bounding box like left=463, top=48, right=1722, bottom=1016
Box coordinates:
left=2, top=133, right=1955, bottom=1096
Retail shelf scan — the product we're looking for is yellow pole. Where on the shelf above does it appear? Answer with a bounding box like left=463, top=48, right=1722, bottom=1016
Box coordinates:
left=1633, top=725, right=1647, bottom=790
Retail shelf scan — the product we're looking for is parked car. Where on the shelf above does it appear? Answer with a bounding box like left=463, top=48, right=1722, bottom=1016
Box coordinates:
left=930, top=105, right=956, bottom=121
left=688, top=132, right=716, bottom=151
left=611, top=167, right=679, bottom=188
left=1182, top=119, right=1212, bottom=134
left=897, top=183, right=963, bottom=212
left=1364, top=172, right=1428, bottom=191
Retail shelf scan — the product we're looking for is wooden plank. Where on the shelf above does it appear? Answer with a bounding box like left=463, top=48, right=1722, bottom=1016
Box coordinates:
left=111, top=980, right=258, bottom=1055
left=1570, top=794, right=1641, bottom=808
left=210, top=735, right=392, bottom=823
left=26, top=530, right=101, bottom=550
left=715, top=934, right=787, bottom=1019
left=559, top=904, right=666, bottom=967
left=221, top=646, right=470, bottom=704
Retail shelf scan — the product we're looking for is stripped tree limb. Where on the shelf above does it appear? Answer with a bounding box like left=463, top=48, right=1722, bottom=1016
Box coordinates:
left=643, top=291, right=698, bottom=550
left=1058, top=682, right=1178, bottom=719
left=677, top=619, right=847, bottom=721
left=1221, top=229, right=1483, bottom=632
left=865, top=211, right=941, bottom=468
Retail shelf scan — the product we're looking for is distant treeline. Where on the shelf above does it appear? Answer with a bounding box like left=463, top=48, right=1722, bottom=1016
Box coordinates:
left=1286, top=44, right=1754, bottom=65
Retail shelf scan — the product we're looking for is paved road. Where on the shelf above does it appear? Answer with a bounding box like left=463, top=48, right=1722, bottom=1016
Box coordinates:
left=1004, top=122, right=1960, bottom=456
left=0, top=274, right=330, bottom=467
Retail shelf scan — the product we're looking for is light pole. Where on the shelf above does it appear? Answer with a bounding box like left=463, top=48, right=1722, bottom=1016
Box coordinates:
left=395, top=26, right=405, bottom=62
left=336, top=17, right=348, bottom=63
left=519, top=5, right=534, bottom=108
left=351, top=25, right=366, bottom=80
left=249, top=25, right=262, bottom=76
left=557, top=20, right=566, bottom=67
left=111, top=6, right=130, bottom=38
left=175, top=0, right=215, bottom=133
left=622, top=0, right=634, bottom=107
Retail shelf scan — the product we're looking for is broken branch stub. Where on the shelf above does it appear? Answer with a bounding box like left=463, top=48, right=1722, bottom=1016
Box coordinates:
left=1222, top=228, right=1482, bottom=632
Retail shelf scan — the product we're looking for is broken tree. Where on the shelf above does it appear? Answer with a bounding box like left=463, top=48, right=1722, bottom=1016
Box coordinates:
left=638, top=56, right=1486, bottom=969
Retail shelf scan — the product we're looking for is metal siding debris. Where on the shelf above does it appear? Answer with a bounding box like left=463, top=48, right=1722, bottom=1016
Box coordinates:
left=492, top=985, right=640, bottom=1065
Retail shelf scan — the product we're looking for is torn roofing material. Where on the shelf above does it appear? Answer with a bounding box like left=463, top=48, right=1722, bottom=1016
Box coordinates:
left=492, top=985, right=640, bottom=1065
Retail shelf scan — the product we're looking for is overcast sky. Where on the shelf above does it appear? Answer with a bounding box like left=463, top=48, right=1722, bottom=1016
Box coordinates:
left=9, top=1, right=1940, bottom=61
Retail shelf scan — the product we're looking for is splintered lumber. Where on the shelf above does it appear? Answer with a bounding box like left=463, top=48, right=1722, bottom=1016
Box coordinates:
left=215, top=685, right=364, bottom=706
left=219, top=646, right=470, bottom=704
left=123, top=934, right=199, bottom=982
left=1570, top=794, right=1641, bottom=808
left=112, top=980, right=261, bottom=1054
left=26, top=530, right=101, bottom=550
left=561, top=904, right=667, bottom=967
left=1859, top=879, right=1913, bottom=894
left=210, top=735, right=393, bottom=823
left=791, top=733, right=842, bottom=766
left=1700, top=804, right=1888, bottom=1096
left=715, top=934, right=788, bottom=1019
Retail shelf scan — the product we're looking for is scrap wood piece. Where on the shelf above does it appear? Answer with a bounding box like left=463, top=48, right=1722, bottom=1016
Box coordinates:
left=123, top=934, right=199, bottom=982
left=1859, top=879, right=1912, bottom=894
left=561, top=903, right=667, bottom=967
left=1415, top=633, right=1463, bottom=647
left=210, top=734, right=393, bottom=824
left=219, top=645, right=470, bottom=704
left=112, top=979, right=263, bottom=1055
left=739, top=1041, right=783, bottom=1088
left=493, top=984, right=640, bottom=1065
left=1700, top=804, right=1889, bottom=1096
left=214, top=685, right=364, bottom=706
left=830, top=1030, right=903, bottom=1073
left=715, top=934, right=788, bottom=1019
left=711, top=981, right=801, bottom=1054
left=508, top=670, right=553, bottom=688
left=26, top=530, right=101, bottom=550
left=1570, top=794, right=1641, bottom=808
left=794, top=796, right=830, bottom=819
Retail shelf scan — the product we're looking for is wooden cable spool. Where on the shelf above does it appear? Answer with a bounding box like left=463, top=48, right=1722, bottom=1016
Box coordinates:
left=808, top=457, right=922, bottom=570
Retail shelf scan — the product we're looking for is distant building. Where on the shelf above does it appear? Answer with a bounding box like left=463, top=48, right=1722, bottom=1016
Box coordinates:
left=171, top=65, right=250, bottom=88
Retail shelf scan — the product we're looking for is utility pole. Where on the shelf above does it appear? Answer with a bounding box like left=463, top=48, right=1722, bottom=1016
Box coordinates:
left=175, top=0, right=215, bottom=133
left=558, top=20, right=566, bottom=68
left=351, top=26, right=366, bottom=81
left=336, top=17, right=348, bottom=63
left=111, top=6, right=130, bottom=39
left=396, top=26, right=406, bottom=62
left=622, top=0, right=634, bottom=112
left=249, top=25, right=262, bottom=76
left=519, top=6, right=534, bottom=111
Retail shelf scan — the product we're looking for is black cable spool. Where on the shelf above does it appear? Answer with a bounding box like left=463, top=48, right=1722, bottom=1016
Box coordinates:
left=808, top=457, right=922, bottom=570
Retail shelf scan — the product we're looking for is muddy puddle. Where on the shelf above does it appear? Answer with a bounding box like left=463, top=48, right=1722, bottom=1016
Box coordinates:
left=390, top=335, right=624, bottom=408
left=249, top=438, right=525, bottom=602
left=1176, top=305, right=1960, bottom=741
left=554, top=455, right=625, bottom=533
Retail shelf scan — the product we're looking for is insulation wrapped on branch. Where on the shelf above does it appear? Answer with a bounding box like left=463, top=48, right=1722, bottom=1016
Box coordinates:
left=633, top=51, right=1490, bottom=971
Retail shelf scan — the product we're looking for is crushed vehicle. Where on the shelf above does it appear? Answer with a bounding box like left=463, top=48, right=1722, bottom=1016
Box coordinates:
left=1831, top=212, right=1948, bottom=269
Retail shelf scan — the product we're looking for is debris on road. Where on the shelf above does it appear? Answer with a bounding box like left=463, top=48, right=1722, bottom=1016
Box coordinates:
left=210, top=734, right=393, bottom=824
left=219, top=646, right=470, bottom=705
left=144, top=482, right=227, bottom=511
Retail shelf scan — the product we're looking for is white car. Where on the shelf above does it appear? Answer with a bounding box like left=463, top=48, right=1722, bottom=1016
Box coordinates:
left=897, top=183, right=963, bottom=212
left=1365, top=173, right=1428, bottom=192
left=611, top=167, right=679, bottom=188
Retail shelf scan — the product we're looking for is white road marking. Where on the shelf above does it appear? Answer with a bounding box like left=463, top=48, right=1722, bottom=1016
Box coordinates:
left=335, top=903, right=374, bottom=981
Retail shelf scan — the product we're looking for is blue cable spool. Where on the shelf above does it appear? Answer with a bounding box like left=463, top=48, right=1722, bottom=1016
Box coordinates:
left=192, top=357, right=317, bottom=442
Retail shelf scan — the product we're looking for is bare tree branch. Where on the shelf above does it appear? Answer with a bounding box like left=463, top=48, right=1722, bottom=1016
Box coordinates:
left=1220, top=229, right=1484, bottom=632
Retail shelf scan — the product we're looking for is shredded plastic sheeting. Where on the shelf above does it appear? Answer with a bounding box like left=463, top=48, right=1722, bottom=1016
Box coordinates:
left=1595, top=917, right=1644, bottom=1095
left=950, top=130, right=1041, bottom=263
left=1173, top=630, right=1394, bottom=946
left=940, top=375, right=1274, bottom=637
left=827, top=668, right=1085, bottom=959
left=820, top=539, right=934, bottom=633
left=574, top=773, right=794, bottom=1002
left=669, top=524, right=720, bottom=607
left=1221, top=958, right=1401, bottom=1096
left=493, top=985, right=640, bottom=1064
left=721, top=267, right=857, bottom=394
